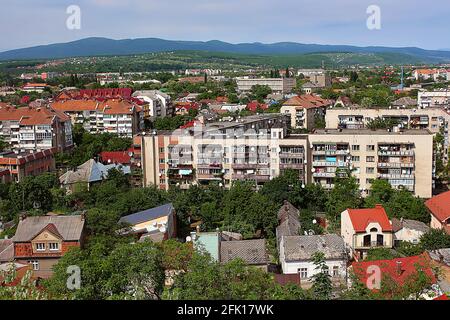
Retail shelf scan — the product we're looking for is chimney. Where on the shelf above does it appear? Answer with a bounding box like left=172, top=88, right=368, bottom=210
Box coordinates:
left=80, top=211, right=86, bottom=221
left=19, top=213, right=27, bottom=221
left=375, top=204, right=383, bottom=209
left=396, top=261, right=402, bottom=275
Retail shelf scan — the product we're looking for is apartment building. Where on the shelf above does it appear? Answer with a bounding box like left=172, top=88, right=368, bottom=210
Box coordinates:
left=132, top=90, right=173, bottom=119
left=280, top=95, right=332, bottom=130
left=418, top=90, right=450, bottom=108
left=139, top=115, right=433, bottom=198
left=236, top=77, right=295, bottom=93
left=412, top=68, right=448, bottom=81
left=308, top=129, right=433, bottom=198
left=0, top=105, right=73, bottom=152
left=0, top=148, right=57, bottom=182
left=325, top=107, right=450, bottom=163
left=50, top=99, right=144, bottom=138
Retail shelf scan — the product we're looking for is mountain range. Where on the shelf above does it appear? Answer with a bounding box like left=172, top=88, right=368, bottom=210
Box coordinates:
left=1, top=37, right=450, bottom=63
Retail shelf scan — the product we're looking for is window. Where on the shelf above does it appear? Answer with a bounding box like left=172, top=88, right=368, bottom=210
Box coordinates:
left=49, top=243, right=59, bottom=251
left=322, top=266, right=329, bottom=275
left=351, top=145, right=360, bottom=151
left=366, top=156, right=375, bottom=162
left=36, top=243, right=45, bottom=251
left=366, top=167, right=375, bottom=174
left=366, top=145, right=375, bottom=151
left=351, top=156, right=360, bottom=162
left=333, top=266, right=339, bottom=277
left=159, top=147, right=164, bottom=153
left=298, top=268, right=308, bottom=279
left=159, top=159, right=165, bottom=164
left=28, top=260, right=39, bottom=271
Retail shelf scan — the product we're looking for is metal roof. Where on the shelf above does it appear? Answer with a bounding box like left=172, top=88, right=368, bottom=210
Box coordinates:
left=119, top=203, right=174, bottom=225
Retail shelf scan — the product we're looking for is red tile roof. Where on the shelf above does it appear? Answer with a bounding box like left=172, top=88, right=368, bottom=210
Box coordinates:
left=434, top=294, right=449, bottom=300
left=246, top=101, right=268, bottom=112
left=352, top=254, right=436, bottom=288
left=0, top=106, right=69, bottom=125
left=347, top=204, right=392, bottom=232
left=425, top=190, right=450, bottom=223
left=283, top=94, right=331, bottom=109
left=56, top=88, right=132, bottom=101
left=99, top=150, right=132, bottom=165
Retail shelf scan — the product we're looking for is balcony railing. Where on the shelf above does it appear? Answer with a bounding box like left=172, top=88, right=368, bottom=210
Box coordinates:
left=312, top=172, right=336, bottom=178
left=378, top=150, right=415, bottom=156
left=377, top=162, right=414, bottom=168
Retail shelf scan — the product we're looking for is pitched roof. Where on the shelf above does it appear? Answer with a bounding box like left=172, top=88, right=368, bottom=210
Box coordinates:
left=427, top=248, right=450, bottom=267
left=0, top=105, right=68, bottom=124
left=220, top=239, right=268, bottom=265
left=283, top=94, right=331, bottom=109
left=50, top=100, right=99, bottom=112
left=391, top=218, right=430, bottom=233
left=352, top=254, right=436, bottom=287
left=346, top=205, right=392, bottom=232
left=99, top=151, right=132, bottom=165
left=59, top=159, right=130, bottom=185
left=13, top=215, right=85, bottom=242
left=425, top=190, right=450, bottom=223
left=119, top=203, right=174, bottom=225
left=282, top=234, right=345, bottom=261
left=0, top=239, right=13, bottom=263
left=56, top=88, right=132, bottom=101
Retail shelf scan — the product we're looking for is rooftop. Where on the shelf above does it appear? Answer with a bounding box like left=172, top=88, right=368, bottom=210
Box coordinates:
left=282, top=234, right=345, bottom=261
left=119, top=203, right=174, bottom=226
left=346, top=205, right=393, bottom=233
left=313, top=128, right=432, bottom=135
left=425, top=190, right=450, bottom=223
left=220, top=239, right=268, bottom=265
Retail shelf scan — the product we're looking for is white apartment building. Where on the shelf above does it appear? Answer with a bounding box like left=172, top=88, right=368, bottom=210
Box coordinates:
left=132, top=90, right=172, bottom=119
left=139, top=115, right=434, bottom=198
left=236, top=77, right=295, bottom=93
left=418, top=90, right=450, bottom=108
left=0, top=105, right=73, bottom=152
left=50, top=99, right=143, bottom=138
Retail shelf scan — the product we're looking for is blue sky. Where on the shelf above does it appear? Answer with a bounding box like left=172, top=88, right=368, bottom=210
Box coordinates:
left=1, top=0, right=450, bottom=52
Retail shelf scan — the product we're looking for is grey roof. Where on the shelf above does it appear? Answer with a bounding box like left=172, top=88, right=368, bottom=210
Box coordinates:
left=277, top=201, right=300, bottom=222
left=119, top=203, right=174, bottom=225
left=427, top=248, right=450, bottom=266
left=282, top=234, right=345, bottom=262
left=13, top=215, right=85, bottom=242
left=392, top=218, right=430, bottom=233
left=138, top=230, right=165, bottom=243
left=276, top=201, right=301, bottom=245
left=392, top=97, right=417, bottom=107
left=0, top=239, right=13, bottom=262
left=59, top=159, right=130, bottom=185
left=220, top=239, right=268, bottom=265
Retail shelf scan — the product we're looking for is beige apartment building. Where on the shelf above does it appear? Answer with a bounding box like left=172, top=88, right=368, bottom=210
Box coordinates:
left=236, top=77, right=295, bottom=94
left=309, top=129, right=433, bottom=198
left=140, top=114, right=433, bottom=198
left=325, top=107, right=450, bottom=163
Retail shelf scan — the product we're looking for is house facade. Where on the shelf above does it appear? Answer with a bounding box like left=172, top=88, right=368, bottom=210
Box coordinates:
left=341, top=204, right=394, bottom=260
left=279, top=234, right=347, bottom=288
left=12, top=214, right=85, bottom=278
left=425, top=190, right=450, bottom=235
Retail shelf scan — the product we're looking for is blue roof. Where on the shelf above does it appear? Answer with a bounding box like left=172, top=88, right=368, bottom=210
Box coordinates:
left=119, top=203, right=174, bottom=225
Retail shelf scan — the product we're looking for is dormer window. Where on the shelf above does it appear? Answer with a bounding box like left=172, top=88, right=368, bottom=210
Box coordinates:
left=370, top=227, right=378, bottom=232
left=49, top=242, right=60, bottom=251
left=36, top=243, right=46, bottom=251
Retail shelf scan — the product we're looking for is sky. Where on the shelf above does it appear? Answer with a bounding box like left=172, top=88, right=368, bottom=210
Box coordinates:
left=1, top=0, right=450, bottom=52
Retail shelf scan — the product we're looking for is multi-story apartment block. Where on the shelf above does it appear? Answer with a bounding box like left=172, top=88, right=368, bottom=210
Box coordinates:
left=0, top=105, right=73, bottom=152
left=132, top=90, right=173, bottom=119
left=308, top=129, right=433, bottom=198
left=280, top=95, right=332, bottom=130
left=50, top=99, right=143, bottom=138
left=139, top=114, right=433, bottom=198
left=325, top=107, right=450, bottom=163
left=0, top=148, right=57, bottom=182
left=236, top=77, right=295, bottom=93
left=417, top=90, right=450, bottom=108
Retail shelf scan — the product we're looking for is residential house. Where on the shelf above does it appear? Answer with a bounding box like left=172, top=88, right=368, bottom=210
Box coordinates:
left=341, top=204, right=394, bottom=260
left=392, top=217, right=429, bottom=245
left=220, top=239, right=269, bottom=271
left=279, top=234, right=347, bottom=288
left=276, top=200, right=301, bottom=248
left=425, top=190, right=450, bottom=234
left=351, top=254, right=440, bottom=299
left=0, top=239, right=13, bottom=264
left=118, top=203, right=177, bottom=242
left=59, top=159, right=130, bottom=193
left=12, top=214, right=86, bottom=278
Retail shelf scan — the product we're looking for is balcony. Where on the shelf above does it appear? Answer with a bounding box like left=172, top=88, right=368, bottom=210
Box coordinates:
left=312, top=172, right=336, bottom=178
left=197, top=173, right=223, bottom=180
left=377, top=162, right=414, bottom=168
left=312, top=161, right=337, bottom=167
left=279, top=153, right=304, bottom=159
left=232, top=174, right=270, bottom=182
left=378, top=150, right=415, bottom=156
left=279, top=163, right=303, bottom=169
left=378, top=173, right=414, bottom=179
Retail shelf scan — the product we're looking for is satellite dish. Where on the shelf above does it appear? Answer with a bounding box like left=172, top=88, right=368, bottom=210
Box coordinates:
left=186, top=236, right=192, bottom=242
left=159, top=226, right=167, bottom=233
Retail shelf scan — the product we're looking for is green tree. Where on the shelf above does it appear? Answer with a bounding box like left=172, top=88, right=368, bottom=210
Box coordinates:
left=419, top=229, right=450, bottom=250
left=311, top=251, right=332, bottom=300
